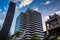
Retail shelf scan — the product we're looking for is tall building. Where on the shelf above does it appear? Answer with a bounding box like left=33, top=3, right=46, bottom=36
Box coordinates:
left=0, top=1, right=16, bottom=40
left=20, top=8, right=44, bottom=40
left=45, top=14, right=60, bottom=40
left=15, top=14, right=21, bottom=32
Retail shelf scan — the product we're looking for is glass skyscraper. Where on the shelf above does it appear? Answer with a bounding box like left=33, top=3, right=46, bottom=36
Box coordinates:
left=15, top=14, right=21, bottom=32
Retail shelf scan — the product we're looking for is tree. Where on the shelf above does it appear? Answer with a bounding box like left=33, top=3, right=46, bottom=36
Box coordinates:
left=49, top=34, right=57, bottom=40
left=11, top=31, right=22, bottom=40
left=44, top=34, right=49, bottom=40
left=21, top=37, right=27, bottom=40
left=31, top=33, right=40, bottom=40
left=7, top=33, right=12, bottom=40
left=15, top=31, right=22, bottom=37
left=7, top=36, right=12, bottom=40
left=44, top=34, right=57, bottom=40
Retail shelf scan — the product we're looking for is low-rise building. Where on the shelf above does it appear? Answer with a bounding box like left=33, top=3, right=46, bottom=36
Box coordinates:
left=45, top=14, right=60, bottom=40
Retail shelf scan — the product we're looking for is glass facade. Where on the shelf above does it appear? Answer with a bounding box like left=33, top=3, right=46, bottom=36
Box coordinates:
left=15, top=14, right=21, bottom=32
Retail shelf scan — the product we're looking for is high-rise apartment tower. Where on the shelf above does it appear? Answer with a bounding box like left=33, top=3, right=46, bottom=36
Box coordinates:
left=19, top=8, right=44, bottom=40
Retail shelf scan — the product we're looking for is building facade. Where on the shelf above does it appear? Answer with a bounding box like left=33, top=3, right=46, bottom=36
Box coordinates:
left=0, top=1, right=16, bottom=40
left=45, top=14, right=60, bottom=40
left=15, top=14, right=21, bottom=32
left=20, top=8, right=44, bottom=40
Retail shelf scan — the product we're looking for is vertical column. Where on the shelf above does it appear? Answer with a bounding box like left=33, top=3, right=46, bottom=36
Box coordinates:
left=45, top=22, right=49, bottom=35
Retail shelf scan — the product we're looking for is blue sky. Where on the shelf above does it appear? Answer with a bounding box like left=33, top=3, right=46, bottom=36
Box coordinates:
left=0, top=0, right=60, bottom=35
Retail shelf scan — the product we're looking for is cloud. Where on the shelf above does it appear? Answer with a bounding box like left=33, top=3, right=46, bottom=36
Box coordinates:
left=0, top=9, right=2, bottom=12
left=0, top=8, right=6, bottom=26
left=49, top=10, right=60, bottom=16
left=4, top=7, right=7, bottom=11
left=42, top=16, right=49, bottom=31
left=10, top=0, right=33, bottom=8
left=19, top=0, right=33, bottom=8
left=34, top=8, right=39, bottom=11
left=0, top=19, right=4, bottom=25
left=0, top=11, right=6, bottom=20
left=55, top=11, right=60, bottom=15
left=10, top=0, right=21, bottom=3
left=4, top=5, right=9, bottom=12
left=43, top=1, right=51, bottom=5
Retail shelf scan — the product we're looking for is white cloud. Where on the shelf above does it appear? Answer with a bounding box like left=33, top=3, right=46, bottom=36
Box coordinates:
left=0, top=9, right=2, bottom=12
left=0, top=11, right=6, bottom=20
left=0, top=19, right=4, bottom=27
left=44, top=1, right=51, bottom=5
left=10, top=0, right=33, bottom=8
left=19, top=0, right=33, bottom=8
left=4, top=7, right=7, bottom=11
left=10, top=0, right=21, bottom=3
left=49, top=10, right=60, bottom=16
left=0, top=19, right=4, bottom=25
left=42, top=16, right=49, bottom=31
left=55, top=11, right=60, bottom=15
left=4, top=5, right=8, bottom=12
left=34, top=8, right=39, bottom=11
left=0, top=8, right=6, bottom=27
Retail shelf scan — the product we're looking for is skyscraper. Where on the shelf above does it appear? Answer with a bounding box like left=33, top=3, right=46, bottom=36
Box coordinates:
left=15, top=14, right=21, bottom=32
left=20, top=8, right=44, bottom=40
left=0, top=1, right=16, bottom=40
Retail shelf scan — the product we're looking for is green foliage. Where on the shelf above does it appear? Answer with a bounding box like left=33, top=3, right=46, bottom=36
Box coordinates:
left=21, top=37, right=27, bottom=40
left=7, top=36, right=12, bottom=40
left=31, top=33, right=40, bottom=40
left=49, top=34, right=57, bottom=40
left=15, top=31, right=21, bottom=37
left=44, top=34, right=49, bottom=40
left=7, top=33, right=12, bottom=40
left=44, top=34, right=57, bottom=40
